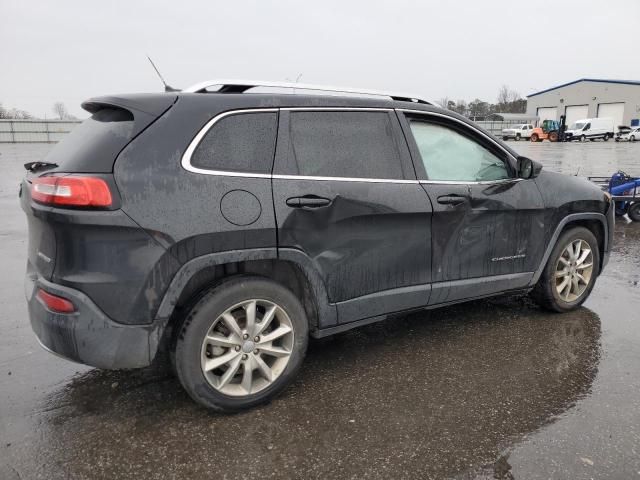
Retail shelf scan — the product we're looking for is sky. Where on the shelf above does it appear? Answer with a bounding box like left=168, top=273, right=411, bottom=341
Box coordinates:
left=2, top=0, right=639, bottom=119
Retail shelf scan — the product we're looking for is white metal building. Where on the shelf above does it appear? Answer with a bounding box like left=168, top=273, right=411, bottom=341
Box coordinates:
left=526, top=79, right=640, bottom=127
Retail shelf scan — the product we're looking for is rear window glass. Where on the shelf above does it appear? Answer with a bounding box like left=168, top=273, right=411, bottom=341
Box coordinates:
left=191, top=112, right=277, bottom=173
left=43, top=108, right=135, bottom=172
left=284, top=111, right=405, bottom=179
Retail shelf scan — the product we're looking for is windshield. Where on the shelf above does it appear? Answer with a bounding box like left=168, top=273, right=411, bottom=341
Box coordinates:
left=569, top=122, right=586, bottom=130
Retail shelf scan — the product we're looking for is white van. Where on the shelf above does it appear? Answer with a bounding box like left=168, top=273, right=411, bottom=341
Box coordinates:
left=566, top=118, right=614, bottom=141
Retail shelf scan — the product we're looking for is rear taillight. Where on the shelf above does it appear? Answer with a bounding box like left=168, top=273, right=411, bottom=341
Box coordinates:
left=31, top=176, right=112, bottom=207
left=37, top=289, right=76, bottom=313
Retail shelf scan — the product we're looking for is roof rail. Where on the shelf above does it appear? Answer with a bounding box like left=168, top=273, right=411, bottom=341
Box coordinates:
left=182, top=79, right=432, bottom=105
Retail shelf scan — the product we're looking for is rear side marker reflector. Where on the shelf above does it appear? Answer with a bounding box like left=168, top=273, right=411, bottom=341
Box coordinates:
left=31, top=176, right=112, bottom=207
left=37, top=289, right=76, bottom=313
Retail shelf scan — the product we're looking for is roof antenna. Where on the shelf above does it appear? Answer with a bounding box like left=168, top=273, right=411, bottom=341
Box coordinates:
left=147, top=56, right=180, bottom=92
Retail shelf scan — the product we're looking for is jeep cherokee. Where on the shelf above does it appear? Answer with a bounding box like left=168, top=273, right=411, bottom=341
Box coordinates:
left=21, top=80, right=614, bottom=411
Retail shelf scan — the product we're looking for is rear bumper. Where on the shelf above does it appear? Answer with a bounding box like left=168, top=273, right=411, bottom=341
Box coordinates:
left=25, top=271, right=157, bottom=369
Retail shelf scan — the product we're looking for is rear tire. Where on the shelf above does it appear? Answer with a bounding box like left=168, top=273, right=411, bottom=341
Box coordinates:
left=615, top=203, right=629, bottom=217
left=603, top=133, right=609, bottom=141
left=531, top=227, right=600, bottom=312
left=503, top=136, right=509, bottom=141
left=629, top=203, right=640, bottom=222
left=173, top=276, right=308, bottom=412
left=548, top=131, right=559, bottom=142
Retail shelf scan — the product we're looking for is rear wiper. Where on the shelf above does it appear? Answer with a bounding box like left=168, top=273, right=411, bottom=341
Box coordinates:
left=24, top=161, right=58, bottom=172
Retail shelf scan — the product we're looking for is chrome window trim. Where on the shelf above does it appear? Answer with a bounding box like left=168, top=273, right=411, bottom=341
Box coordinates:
left=181, top=107, right=415, bottom=183
left=398, top=108, right=521, bottom=184
left=419, top=178, right=523, bottom=185
left=181, top=108, right=278, bottom=177
left=273, top=174, right=418, bottom=184
left=282, top=107, right=393, bottom=112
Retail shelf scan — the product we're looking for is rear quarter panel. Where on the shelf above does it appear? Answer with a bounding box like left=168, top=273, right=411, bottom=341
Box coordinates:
left=113, top=96, right=279, bottom=322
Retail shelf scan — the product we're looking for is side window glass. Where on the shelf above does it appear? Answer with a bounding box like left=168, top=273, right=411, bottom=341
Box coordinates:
left=191, top=112, right=277, bottom=173
left=408, top=120, right=510, bottom=182
left=584, top=123, right=591, bottom=130
left=285, top=111, right=405, bottom=179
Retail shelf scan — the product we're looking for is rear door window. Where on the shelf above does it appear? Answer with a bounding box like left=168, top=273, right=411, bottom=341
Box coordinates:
left=281, top=111, right=407, bottom=179
left=191, top=111, right=278, bottom=173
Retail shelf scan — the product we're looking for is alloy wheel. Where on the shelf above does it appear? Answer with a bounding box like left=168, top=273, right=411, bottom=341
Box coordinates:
left=555, top=239, right=594, bottom=302
left=200, top=299, right=294, bottom=396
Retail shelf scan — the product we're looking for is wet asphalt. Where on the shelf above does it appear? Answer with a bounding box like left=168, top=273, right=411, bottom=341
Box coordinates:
left=1, top=141, right=639, bottom=479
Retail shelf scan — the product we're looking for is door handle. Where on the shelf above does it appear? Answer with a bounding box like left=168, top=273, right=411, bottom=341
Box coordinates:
left=286, top=195, right=332, bottom=209
left=437, top=195, right=468, bottom=206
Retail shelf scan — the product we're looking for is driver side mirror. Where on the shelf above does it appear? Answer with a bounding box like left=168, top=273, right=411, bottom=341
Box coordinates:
left=517, top=156, right=542, bottom=179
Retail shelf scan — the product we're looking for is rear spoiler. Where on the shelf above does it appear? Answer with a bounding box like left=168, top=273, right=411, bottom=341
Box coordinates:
left=82, top=93, right=177, bottom=117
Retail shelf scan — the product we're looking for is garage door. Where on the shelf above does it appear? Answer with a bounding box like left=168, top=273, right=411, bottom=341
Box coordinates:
left=565, top=105, right=589, bottom=126
left=598, top=103, right=625, bottom=127
left=536, top=107, right=557, bottom=125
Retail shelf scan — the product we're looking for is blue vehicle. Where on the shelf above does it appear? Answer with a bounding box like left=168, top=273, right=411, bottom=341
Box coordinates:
left=589, top=171, right=640, bottom=221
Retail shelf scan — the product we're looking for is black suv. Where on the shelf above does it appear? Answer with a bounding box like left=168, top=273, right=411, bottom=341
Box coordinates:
left=21, top=81, right=614, bottom=411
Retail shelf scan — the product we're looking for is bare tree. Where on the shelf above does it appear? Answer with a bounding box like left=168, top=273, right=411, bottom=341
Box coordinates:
left=53, top=102, right=69, bottom=120
left=0, top=103, right=6, bottom=119
left=496, top=85, right=511, bottom=106
left=436, top=97, right=451, bottom=109
left=452, top=99, right=467, bottom=116
left=495, top=85, right=526, bottom=113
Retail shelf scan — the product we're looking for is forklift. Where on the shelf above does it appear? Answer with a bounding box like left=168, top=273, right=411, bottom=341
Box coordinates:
left=530, top=115, right=567, bottom=142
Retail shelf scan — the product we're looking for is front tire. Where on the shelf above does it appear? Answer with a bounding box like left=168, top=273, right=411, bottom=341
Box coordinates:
left=532, top=227, right=600, bottom=312
left=631, top=135, right=636, bottom=142
left=173, top=276, right=308, bottom=412
left=515, top=133, right=521, bottom=141
left=530, top=133, right=539, bottom=142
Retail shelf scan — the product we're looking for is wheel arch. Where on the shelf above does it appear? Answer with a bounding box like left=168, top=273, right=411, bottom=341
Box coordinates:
left=530, top=213, right=608, bottom=286
left=149, top=248, right=336, bottom=362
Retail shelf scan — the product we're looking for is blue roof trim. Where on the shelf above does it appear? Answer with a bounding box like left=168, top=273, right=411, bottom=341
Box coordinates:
left=527, top=78, right=640, bottom=98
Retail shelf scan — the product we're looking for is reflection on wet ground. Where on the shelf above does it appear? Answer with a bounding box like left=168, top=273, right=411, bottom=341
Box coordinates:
left=11, top=301, right=602, bottom=479
left=1, top=143, right=640, bottom=479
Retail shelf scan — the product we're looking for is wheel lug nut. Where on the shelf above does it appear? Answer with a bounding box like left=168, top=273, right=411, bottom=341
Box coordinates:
left=243, top=333, right=249, bottom=340
left=242, top=354, right=248, bottom=360
left=254, top=349, right=259, bottom=354
left=254, top=336, right=260, bottom=342
left=235, top=345, right=241, bottom=352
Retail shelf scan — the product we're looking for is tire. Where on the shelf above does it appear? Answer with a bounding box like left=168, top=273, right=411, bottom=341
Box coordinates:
left=615, top=202, right=629, bottom=217
left=603, top=133, right=609, bottom=141
left=629, top=203, right=640, bottom=222
left=530, top=133, right=539, bottom=142
left=580, top=135, right=586, bottom=142
left=631, top=135, right=636, bottom=142
left=548, top=131, right=559, bottom=142
left=173, top=276, right=309, bottom=412
left=515, top=133, right=521, bottom=141
left=589, top=138, right=595, bottom=142
left=531, top=227, right=600, bottom=312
